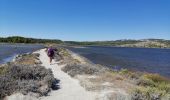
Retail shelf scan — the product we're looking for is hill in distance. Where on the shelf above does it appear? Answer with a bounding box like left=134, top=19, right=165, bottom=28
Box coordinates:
left=1, top=36, right=170, bottom=48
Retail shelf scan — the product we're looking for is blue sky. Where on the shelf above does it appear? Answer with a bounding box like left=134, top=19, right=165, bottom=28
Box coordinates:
left=0, top=0, right=170, bottom=41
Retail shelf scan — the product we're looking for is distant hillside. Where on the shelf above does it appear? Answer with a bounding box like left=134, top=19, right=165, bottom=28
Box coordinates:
left=119, top=39, right=170, bottom=48
left=0, top=36, right=63, bottom=44
left=65, top=39, right=170, bottom=48
left=1, top=36, right=169, bottom=48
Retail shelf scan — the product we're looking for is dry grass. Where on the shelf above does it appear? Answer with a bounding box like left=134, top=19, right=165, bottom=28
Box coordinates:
left=143, top=73, right=169, bottom=83
left=14, top=53, right=40, bottom=65
left=0, top=65, right=8, bottom=75
left=127, top=72, right=170, bottom=99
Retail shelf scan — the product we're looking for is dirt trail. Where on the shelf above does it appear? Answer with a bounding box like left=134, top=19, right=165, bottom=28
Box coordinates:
left=38, top=49, right=97, bottom=100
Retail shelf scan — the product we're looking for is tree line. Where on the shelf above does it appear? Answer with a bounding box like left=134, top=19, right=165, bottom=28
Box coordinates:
left=0, top=36, right=63, bottom=44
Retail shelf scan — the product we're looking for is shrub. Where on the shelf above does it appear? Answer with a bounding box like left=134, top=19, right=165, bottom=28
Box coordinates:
left=131, top=73, right=170, bottom=100
left=0, top=66, right=7, bottom=75
left=0, top=65, right=55, bottom=99
left=143, top=74, right=169, bottom=83
left=131, top=86, right=169, bottom=100
left=131, top=87, right=150, bottom=100
left=62, top=63, right=100, bottom=77
left=137, top=76, right=156, bottom=87
left=119, top=69, right=129, bottom=74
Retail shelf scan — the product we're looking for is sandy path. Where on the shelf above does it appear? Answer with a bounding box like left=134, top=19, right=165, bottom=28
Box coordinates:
left=38, top=49, right=96, bottom=100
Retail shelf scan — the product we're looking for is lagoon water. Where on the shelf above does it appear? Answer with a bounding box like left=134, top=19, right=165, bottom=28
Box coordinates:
left=1, top=44, right=170, bottom=78
left=68, top=46, right=170, bottom=78
left=0, top=44, right=44, bottom=64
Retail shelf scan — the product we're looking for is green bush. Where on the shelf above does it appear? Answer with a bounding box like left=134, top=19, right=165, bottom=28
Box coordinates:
left=131, top=73, right=170, bottom=100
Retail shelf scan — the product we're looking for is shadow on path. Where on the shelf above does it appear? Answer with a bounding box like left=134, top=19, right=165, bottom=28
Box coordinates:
left=51, top=78, right=60, bottom=90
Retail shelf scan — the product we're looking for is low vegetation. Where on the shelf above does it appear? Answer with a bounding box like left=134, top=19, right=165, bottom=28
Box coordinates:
left=13, top=53, right=41, bottom=65
left=113, top=69, right=170, bottom=100
left=62, top=63, right=105, bottom=77
left=0, top=53, right=56, bottom=99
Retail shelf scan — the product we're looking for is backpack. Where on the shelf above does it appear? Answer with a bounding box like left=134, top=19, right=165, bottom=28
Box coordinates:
left=47, top=48, right=54, bottom=56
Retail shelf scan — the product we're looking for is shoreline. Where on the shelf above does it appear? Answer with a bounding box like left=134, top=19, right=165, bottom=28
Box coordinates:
left=61, top=48, right=170, bottom=80
left=68, top=47, right=170, bottom=78
left=0, top=54, right=16, bottom=64
left=0, top=47, right=170, bottom=100
left=0, top=43, right=45, bottom=46
left=0, top=52, right=34, bottom=65
left=1, top=46, right=170, bottom=80
left=0, top=44, right=45, bottom=65
left=1, top=47, right=170, bottom=79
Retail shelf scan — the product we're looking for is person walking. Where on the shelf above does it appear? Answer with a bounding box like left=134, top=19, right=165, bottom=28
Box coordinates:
left=47, top=46, right=55, bottom=64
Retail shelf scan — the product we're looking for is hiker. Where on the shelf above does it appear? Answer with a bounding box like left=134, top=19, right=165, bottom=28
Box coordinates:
left=47, top=46, right=55, bottom=64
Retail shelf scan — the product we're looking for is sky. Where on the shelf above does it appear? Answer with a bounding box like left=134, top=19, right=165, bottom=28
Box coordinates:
left=0, top=0, right=170, bottom=41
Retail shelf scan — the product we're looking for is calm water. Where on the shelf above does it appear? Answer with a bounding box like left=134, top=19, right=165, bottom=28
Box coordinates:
left=0, top=44, right=44, bottom=64
left=68, top=46, right=170, bottom=78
